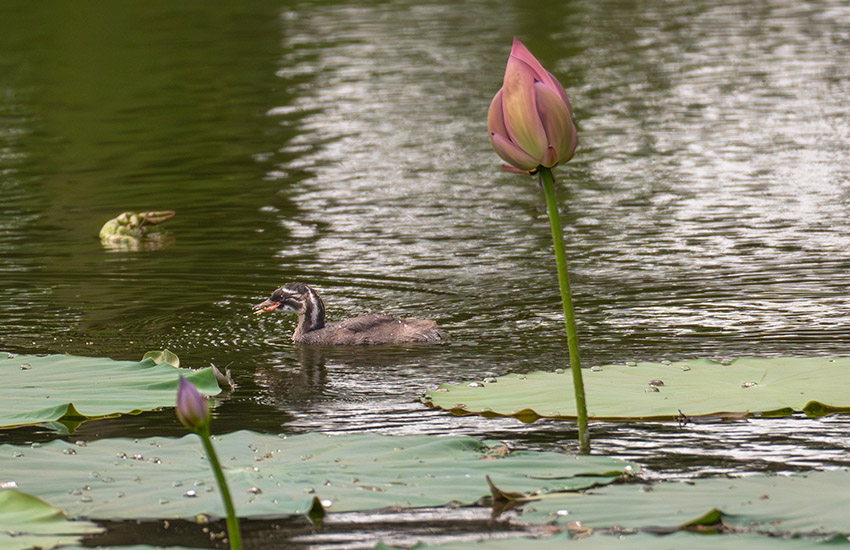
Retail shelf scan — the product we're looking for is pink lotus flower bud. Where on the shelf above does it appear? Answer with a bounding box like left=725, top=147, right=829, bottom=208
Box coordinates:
left=176, top=376, right=210, bottom=432
left=488, top=38, right=577, bottom=174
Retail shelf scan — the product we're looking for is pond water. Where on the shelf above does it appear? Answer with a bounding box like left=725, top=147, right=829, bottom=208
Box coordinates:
left=2, top=0, right=850, bottom=545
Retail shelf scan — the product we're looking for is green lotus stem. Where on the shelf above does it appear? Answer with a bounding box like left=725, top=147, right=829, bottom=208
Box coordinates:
left=177, top=376, right=242, bottom=549
left=197, top=426, right=242, bottom=550
left=539, top=166, right=589, bottom=454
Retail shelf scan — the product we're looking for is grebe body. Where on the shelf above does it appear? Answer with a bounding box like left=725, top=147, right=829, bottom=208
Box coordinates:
left=254, top=283, right=445, bottom=345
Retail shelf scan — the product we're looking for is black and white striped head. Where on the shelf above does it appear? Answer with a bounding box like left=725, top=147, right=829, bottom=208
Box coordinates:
left=253, top=282, right=326, bottom=331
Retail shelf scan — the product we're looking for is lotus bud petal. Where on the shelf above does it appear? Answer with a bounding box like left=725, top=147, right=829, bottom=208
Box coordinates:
left=501, top=55, right=548, bottom=161
left=176, top=376, right=210, bottom=432
left=534, top=81, right=576, bottom=165
left=487, top=37, right=577, bottom=174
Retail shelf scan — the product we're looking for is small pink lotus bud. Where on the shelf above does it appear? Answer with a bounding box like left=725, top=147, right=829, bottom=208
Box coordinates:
left=488, top=38, right=577, bottom=174
left=176, top=376, right=210, bottom=431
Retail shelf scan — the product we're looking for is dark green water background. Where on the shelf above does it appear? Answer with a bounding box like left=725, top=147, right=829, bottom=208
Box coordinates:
left=2, top=0, right=850, bottom=495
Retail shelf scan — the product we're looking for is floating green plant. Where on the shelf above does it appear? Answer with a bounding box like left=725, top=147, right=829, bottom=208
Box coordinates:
left=0, top=432, right=634, bottom=521
left=0, top=352, right=220, bottom=430
left=424, top=356, right=850, bottom=421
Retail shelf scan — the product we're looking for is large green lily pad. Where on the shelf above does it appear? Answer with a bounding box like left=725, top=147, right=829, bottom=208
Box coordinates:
left=387, top=470, right=850, bottom=549
left=0, top=489, right=102, bottom=550
left=424, top=357, right=850, bottom=421
left=65, top=547, right=196, bottom=550
left=378, top=531, right=848, bottom=550
left=390, top=470, right=850, bottom=550
left=0, top=353, right=221, bottom=429
left=0, top=431, right=636, bottom=521
left=512, top=469, right=850, bottom=537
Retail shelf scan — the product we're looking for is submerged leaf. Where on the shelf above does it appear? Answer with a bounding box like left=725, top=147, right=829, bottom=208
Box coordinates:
left=424, top=357, right=850, bottom=421
left=0, top=353, right=221, bottom=429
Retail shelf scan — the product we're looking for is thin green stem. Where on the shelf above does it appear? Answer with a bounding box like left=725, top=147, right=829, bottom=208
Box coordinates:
left=539, top=166, right=589, bottom=454
left=199, top=428, right=243, bottom=550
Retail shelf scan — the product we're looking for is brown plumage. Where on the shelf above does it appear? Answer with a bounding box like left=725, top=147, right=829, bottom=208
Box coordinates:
left=253, top=283, right=446, bottom=345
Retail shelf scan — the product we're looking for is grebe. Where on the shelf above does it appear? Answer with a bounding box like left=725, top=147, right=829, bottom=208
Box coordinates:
left=253, top=283, right=446, bottom=345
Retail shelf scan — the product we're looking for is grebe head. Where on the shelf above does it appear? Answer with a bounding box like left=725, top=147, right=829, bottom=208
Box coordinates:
left=253, top=282, right=326, bottom=334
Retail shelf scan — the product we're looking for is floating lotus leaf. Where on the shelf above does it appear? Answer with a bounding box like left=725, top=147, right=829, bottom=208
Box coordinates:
left=0, top=489, right=102, bottom=550
left=376, top=531, right=847, bottom=550
left=0, top=431, right=636, bottom=521
left=66, top=547, right=196, bottom=550
left=424, top=357, right=850, bottom=421
left=511, top=469, right=850, bottom=537
left=0, top=353, right=221, bottom=429
left=384, top=471, right=850, bottom=549
left=65, top=547, right=196, bottom=550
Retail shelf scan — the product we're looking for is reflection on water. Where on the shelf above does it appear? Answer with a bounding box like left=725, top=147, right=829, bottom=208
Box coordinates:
left=1, top=0, right=849, bottom=480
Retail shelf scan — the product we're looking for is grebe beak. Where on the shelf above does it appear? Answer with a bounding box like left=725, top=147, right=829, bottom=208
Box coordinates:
left=253, top=300, right=280, bottom=314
